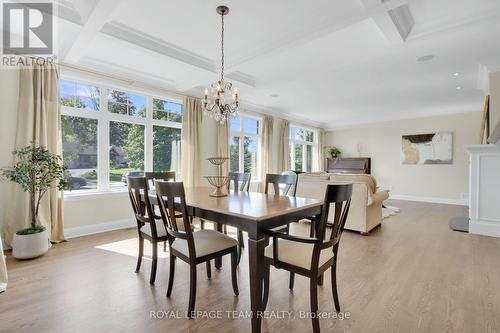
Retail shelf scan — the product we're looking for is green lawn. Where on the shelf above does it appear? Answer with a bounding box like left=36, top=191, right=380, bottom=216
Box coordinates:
left=109, top=167, right=136, bottom=182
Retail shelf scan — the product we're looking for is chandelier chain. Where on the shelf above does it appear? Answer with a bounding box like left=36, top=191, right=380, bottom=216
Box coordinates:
left=221, top=12, right=224, bottom=82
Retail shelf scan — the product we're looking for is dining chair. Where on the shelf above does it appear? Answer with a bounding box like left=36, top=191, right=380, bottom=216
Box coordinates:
left=127, top=176, right=168, bottom=285
left=262, top=183, right=353, bottom=333
left=145, top=171, right=176, bottom=252
left=155, top=181, right=239, bottom=317
left=227, top=172, right=251, bottom=263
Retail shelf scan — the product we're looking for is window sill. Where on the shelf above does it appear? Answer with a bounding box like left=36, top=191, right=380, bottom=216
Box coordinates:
left=64, top=188, right=128, bottom=202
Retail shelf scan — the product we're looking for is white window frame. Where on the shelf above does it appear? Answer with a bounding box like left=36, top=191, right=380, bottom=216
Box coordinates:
left=60, top=77, right=182, bottom=197
left=289, top=124, right=318, bottom=173
left=229, top=114, right=262, bottom=181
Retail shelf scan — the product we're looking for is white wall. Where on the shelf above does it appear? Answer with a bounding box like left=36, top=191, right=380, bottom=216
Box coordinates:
left=324, top=112, right=481, bottom=204
left=490, top=71, right=500, bottom=131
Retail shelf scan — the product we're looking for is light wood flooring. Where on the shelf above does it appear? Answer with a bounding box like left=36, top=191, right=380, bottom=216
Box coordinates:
left=1, top=200, right=500, bottom=333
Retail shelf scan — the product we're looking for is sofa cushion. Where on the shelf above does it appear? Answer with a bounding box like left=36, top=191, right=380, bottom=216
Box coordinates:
left=330, top=173, right=377, bottom=194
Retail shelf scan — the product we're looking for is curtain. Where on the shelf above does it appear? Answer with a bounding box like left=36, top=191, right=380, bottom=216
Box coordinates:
left=180, top=97, right=203, bottom=187
left=4, top=61, right=64, bottom=244
left=216, top=121, right=229, bottom=175
left=0, top=239, right=6, bottom=292
left=260, top=116, right=274, bottom=190
left=316, top=129, right=325, bottom=171
left=277, top=119, right=290, bottom=172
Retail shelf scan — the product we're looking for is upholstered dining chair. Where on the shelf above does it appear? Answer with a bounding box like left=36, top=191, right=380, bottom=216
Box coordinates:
left=145, top=171, right=176, bottom=251
left=127, top=176, right=167, bottom=285
left=155, top=181, right=239, bottom=317
left=262, top=184, right=353, bottom=333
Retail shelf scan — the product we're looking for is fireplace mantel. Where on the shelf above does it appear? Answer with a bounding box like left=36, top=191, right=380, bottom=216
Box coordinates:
left=465, top=143, right=500, bottom=237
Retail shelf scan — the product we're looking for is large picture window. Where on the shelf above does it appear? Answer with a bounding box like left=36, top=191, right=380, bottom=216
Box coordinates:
left=289, top=126, right=317, bottom=172
left=229, top=115, right=261, bottom=180
left=60, top=79, right=182, bottom=193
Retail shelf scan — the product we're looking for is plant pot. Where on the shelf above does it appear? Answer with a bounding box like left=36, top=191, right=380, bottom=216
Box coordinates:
left=12, top=229, right=49, bottom=259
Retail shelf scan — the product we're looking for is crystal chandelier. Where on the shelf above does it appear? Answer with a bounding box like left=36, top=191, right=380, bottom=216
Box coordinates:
left=201, top=5, right=239, bottom=124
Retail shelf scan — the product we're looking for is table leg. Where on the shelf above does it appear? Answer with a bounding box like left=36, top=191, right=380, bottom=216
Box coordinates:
left=215, top=222, right=223, bottom=269
left=248, top=237, right=266, bottom=333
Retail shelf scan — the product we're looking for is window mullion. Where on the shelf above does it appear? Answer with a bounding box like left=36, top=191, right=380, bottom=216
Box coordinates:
left=144, top=96, right=153, bottom=171
left=98, top=86, right=110, bottom=191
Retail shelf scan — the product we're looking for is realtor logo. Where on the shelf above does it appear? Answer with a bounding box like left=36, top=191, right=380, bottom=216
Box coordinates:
left=2, top=2, right=53, bottom=54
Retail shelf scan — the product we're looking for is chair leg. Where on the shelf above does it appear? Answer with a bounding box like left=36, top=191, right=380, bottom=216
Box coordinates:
left=309, top=219, right=315, bottom=238
left=310, top=276, right=320, bottom=333
left=318, top=273, right=324, bottom=286
left=231, top=251, right=239, bottom=296
left=135, top=236, right=144, bottom=272
left=223, top=224, right=227, bottom=234
left=289, top=272, right=295, bottom=290
left=262, top=262, right=270, bottom=309
left=166, top=255, right=175, bottom=297
left=206, top=260, right=212, bottom=279
left=331, top=264, right=340, bottom=311
left=187, top=264, right=197, bottom=318
left=150, top=241, right=158, bottom=284
left=200, top=219, right=205, bottom=230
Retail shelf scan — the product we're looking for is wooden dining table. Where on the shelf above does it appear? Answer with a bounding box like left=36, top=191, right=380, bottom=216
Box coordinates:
left=149, top=186, right=323, bottom=333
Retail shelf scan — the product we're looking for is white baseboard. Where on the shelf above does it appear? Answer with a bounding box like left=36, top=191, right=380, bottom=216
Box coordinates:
left=469, top=220, right=500, bottom=238
left=64, top=219, right=136, bottom=239
left=389, top=194, right=468, bottom=206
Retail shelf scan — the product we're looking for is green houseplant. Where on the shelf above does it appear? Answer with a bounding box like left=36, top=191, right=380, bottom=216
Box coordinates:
left=327, top=146, right=342, bottom=158
left=1, top=143, right=68, bottom=259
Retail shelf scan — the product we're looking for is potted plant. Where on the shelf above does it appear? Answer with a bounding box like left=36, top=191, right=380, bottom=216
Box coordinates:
left=1, top=143, right=68, bottom=259
left=327, top=146, right=342, bottom=158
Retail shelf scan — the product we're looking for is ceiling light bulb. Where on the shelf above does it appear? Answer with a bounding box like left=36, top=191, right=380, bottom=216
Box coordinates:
left=452, top=72, right=460, bottom=77
left=456, top=86, right=462, bottom=90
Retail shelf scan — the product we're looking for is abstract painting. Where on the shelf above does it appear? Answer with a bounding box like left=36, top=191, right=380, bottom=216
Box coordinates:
left=402, top=132, right=453, bottom=164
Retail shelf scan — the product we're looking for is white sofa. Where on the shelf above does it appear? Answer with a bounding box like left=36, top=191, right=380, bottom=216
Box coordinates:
left=295, top=173, right=389, bottom=235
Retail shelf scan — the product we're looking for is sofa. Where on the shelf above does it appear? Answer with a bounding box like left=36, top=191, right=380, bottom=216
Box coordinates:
left=295, top=173, right=389, bottom=235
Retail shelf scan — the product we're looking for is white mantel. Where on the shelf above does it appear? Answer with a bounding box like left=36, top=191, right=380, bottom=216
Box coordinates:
left=465, top=143, right=500, bottom=238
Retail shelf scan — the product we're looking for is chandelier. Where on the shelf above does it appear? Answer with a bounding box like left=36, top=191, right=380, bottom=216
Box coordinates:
left=201, top=5, right=239, bottom=124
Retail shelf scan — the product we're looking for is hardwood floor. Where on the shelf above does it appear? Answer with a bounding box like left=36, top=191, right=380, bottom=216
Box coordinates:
left=1, top=200, right=500, bottom=333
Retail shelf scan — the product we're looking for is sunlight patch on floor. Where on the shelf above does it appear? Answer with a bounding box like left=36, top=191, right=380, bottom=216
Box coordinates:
left=95, top=238, right=170, bottom=260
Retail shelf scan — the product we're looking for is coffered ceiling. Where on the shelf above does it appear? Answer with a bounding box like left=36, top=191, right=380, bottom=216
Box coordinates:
left=48, top=0, right=500, bottom=127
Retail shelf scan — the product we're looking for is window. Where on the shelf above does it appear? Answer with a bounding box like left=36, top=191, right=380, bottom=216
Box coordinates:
left=60, top=79, right=182, bottom=193
left=229, top=115, right=261, bottom=180
left=289, top=126, right=317, bottom=172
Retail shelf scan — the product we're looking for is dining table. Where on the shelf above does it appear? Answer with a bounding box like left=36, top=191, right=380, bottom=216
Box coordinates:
left=149, top=186, right=323, bottom=333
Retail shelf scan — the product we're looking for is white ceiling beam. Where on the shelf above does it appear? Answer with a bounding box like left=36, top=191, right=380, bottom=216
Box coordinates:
left=62, top=0, right=124, bottom=63
left=368, top=1, right=415, bottom=44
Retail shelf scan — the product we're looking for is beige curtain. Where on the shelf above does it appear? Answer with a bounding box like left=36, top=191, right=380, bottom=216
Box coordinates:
left=4, top=61, right=64, bottom=244
left=0, top=239, right=6, bottom=292
left=260, top=116, right=274, bottom=190
left=216, top=121, right=229, bottom=175
left=316, top=129, right=325, bottom=171
left=181, top=97, right=203, bottom=187
left=277, top=119, right=290, bottom=172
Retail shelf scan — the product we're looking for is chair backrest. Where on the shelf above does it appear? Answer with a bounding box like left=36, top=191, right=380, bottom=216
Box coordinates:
left=316, top=184, right=352, bottom=249
left=127, top=176, right=162, bottom=238
left=155, top=181, right=195, bottom=256
left=264, top=173, right=298, bottom=196
left=145, top=171, right=176, bottom=189
left=228, top=172, right=251, bottom=192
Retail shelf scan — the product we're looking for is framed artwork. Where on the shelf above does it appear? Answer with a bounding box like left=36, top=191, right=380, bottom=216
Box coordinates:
left=402, top=132, right=453, bottom=164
